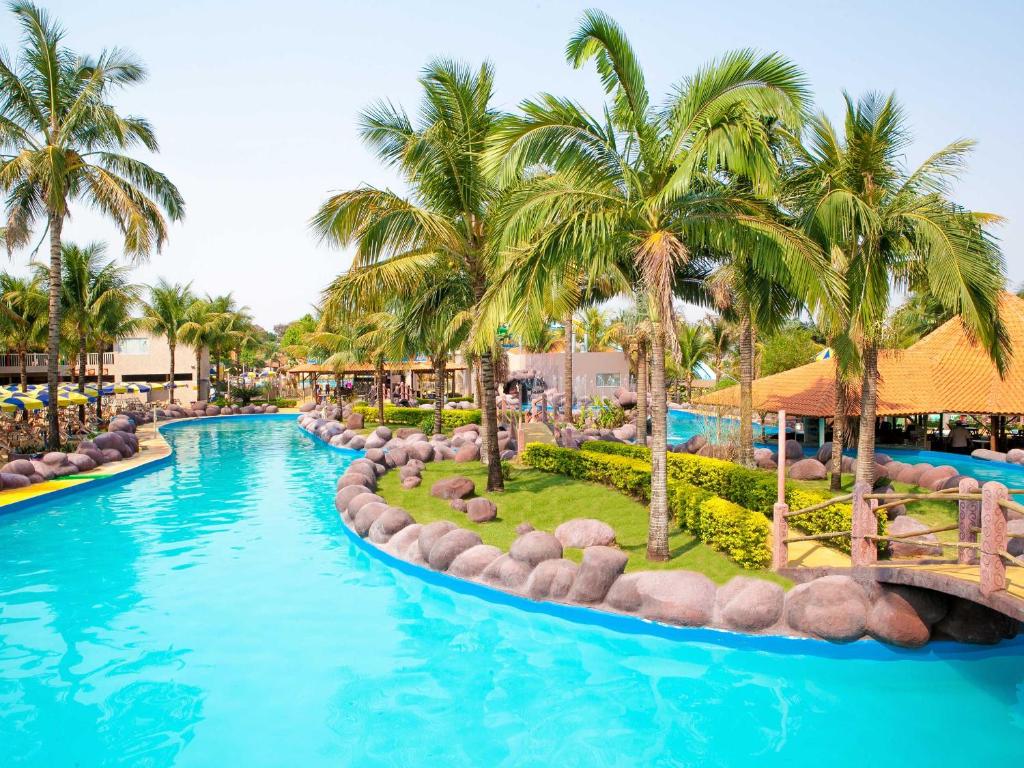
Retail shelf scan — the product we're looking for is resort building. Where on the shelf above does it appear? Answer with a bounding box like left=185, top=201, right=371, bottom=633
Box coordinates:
left=700, top=291, right=1024, bottom=452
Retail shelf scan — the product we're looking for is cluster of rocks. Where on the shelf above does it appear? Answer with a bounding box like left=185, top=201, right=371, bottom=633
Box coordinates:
left=972, top=447, right=1024, bottom=466
left=0, top=415, right=144, bottom=488
left=113, top=401, right=279, bottom=423
left=297, top=403, right=514, bottom=460
left=333, top=466, right=1015, bottom=645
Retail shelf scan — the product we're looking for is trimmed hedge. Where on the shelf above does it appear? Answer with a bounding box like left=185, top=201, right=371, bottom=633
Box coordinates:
left=581, top=441, right=886, bottom=552
left=354, top=404, right=481, bottom=431
left=522, top=444, right=770, bottom=568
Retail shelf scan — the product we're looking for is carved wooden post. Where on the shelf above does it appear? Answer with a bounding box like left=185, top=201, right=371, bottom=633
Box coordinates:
left=958, top=476, right=981, bottom=565
left=851, top=480, right=877, bottom=567
left=776, top=409, right=786, bottom=505
left=980, top=481, right=1008, bottom=596
left=772, top=501, right=789, bottom=571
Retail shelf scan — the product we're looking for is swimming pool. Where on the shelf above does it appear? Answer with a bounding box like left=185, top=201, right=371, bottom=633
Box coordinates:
left=1, top=416, right=1022, bottom=765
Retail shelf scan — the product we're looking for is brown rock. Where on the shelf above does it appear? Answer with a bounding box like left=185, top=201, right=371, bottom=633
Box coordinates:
left=418, top=521, right=459, bottom=559
left=554, top=518, right=617, bottom=549
left=345, top=412, right=364, bottom=430
left=603, top=573, right=643, bottom=613
left=568, top=546, right=628, bottom=604
left=918, top=465, right=957, bottom=490
left=634, top=571, right=716, bottom=626
left=933, top=598, right=1019, bottom=645
left=347, top=492, right=385, bottom=516
left=429, top=476, right=475, bottom=500
left=715, top=576, right=785, bottom=632
left=785, top=575, right=869, bottom=642
left=447, top=544, right=502, bottom=578
left=450, top=498, right=468, bottom=513
left=525, top=559, right=578, bottom=600
left=788, top=458, right=827, bottom=481
left=466, top=498, right=498, bottom=523
left=427, top=529, right=483, bottom=571
left=480, top=554, right=533, bottom=591
left=509, top=531, right=563, bottom=567
left=867, top=589, right=931, bottom=647
left=335, top=485, right=371, bottom=515
left=401, top=477, right=421, bottom=489
left=353, top=501, right=388, bottom=537
left=385, top=523, right=423, bottom=558
left=454, top=443, right=480, bottom=462
left=515, top=522, right=535, bottom=536
left=887, top=516, right=943, bottom=558
left=368, top=507, right=415, bottom=544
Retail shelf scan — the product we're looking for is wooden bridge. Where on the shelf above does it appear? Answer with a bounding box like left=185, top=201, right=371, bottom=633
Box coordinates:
left=769, top=413, right=1024, bottom=622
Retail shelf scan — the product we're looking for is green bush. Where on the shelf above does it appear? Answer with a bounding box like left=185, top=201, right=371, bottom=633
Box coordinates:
left=270, top=398, right=297, bottom=408
left=354, top=404, right=481, bottom=431
left=521, top=444, right=770, bottom=568
left=580, top=441, right=886, bottom=552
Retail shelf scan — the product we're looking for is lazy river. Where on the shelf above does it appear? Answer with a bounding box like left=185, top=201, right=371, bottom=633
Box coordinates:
left=1, top=416, right=1022, bottom=766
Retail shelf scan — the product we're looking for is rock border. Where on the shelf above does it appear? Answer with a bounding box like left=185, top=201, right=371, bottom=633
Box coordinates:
left=299, top=406, right=1022, bottom=649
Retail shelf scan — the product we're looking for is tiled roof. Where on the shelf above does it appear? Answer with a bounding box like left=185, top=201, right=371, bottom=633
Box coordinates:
left=698, top=292, right=1024, bottom=417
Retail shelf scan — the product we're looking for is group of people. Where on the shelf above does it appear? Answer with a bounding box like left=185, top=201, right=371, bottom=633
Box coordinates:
left=313, top=381, right=353, bottom=405
left=387, top=382, right=417, bottom=407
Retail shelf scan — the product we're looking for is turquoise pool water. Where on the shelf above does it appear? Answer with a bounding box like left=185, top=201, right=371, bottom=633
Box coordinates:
left=1, top=416, right=1023, bottom=766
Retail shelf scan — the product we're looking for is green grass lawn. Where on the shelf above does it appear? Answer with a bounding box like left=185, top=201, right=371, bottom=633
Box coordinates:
left=377, top=460, right=790, bottom=586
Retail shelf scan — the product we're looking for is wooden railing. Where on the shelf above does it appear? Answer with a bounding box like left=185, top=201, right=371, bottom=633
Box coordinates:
left=769, top=409, right=1023, bottom=596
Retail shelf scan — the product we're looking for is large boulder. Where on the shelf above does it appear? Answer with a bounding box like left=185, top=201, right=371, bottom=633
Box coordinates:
left=385, top=523, right=423, bottom=559
left=788, top=458, right=827, bottom=481
left=554, top=518, right=616, bottom=549
left=1007, top=448, right=1024, bottom=465
left=367, top=507, right=415, bottom=544
left=363, top=433, right=387, bottom=450
left=525, top=559, right=578, bottom=600
left=345, top=412, right=364, bottom=430
left=387, top=447, right=409, bottom=467
left=374, top=425, right=392, bottom=441
left=603, top=573, right=643, bottom=613
left=337, top=472, right=376, bottom=491
left=714, top=576, right=785, bottom=632
left=568, top=546, right=628, bottom=604
left=895, top=463, right=928, bottom=486
left=454, top=443, right=481, bottom=463
left=430, top=476, right=475, bottom=500
left=347, top=492, right=385, bottom=516
left=887, top=515, right=943, bottom=558
left=346, top=436, right=366, bottom=451
left=466, top=497, right=498, bottom=523
left=42, top=452, right=68, bottom=467
left=784, top=439, right=804, bottom=460
left=427, top=528, right=483, bottom=571
left=66, top=453, right=97, bottom=472
left=408, top=442, right=435, bottom=463
left=866, top=586, right=936, bottom=648
left=1008, top=519, right=1024, bottom=557
left=299, top=402, right=317, bottom=412
left=335, top=485, right=371, bottom=516
left=480, top=553, right=533, bottom=590
left=634, top=571, right=716, bottom=626
left=418, top=521, right=459, bottom=560
left=509, top=531, right=563, bottom=567
left=0, top=472, right=30, bottom=489
left=918, top=465, right=957, bottom=490
left=401, top=477, right=421, bottom=490
left=448, top=544, right=503, bottom=578
left=684, top=435, right=707, bottom=454
left=784, top=575, right=869, bottom=642
left=971, top=448, right=1007, bottom=462
left=815, top=442, right=835, bottom=464
left=353, top=501, right=389, bottom=537
left=101, top=448, right=123, bottom=463
left=2, top=459, right=35, bottom=476
left=933, top=599, right=1019, bottom=645
left=94, top=432, right=126, bottom=452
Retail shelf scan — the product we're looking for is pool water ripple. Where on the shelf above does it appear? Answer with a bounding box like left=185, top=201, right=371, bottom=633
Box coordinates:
left=1, top=416, right=1022, bottom=766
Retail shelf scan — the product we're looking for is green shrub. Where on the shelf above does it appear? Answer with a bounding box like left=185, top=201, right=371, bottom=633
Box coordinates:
left=522, top=444, right=770, bottom=568
left=580, top=441, right=886, bottom=553
left=270, top=398, right=297, bottom=408
left=353, top=404, right=481, bottom=431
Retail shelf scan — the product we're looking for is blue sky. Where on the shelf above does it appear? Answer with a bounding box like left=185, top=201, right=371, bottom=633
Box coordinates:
left=6, top=0, right=1023, bottom=327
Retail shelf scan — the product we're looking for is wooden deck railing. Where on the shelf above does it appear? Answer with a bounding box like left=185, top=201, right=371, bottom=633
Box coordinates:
left=769, top=409, right=1023, bottom=596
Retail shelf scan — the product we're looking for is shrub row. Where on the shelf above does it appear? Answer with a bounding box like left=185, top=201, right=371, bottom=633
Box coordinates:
left=580, top=441, right=886, bottom=552
left=521, top=444, right=770, bottom=568
left=353, top=404, right=481, bottom=431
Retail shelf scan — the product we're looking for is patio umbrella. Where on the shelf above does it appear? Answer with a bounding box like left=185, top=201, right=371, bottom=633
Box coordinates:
left=1, top=393, right=43, bottom=410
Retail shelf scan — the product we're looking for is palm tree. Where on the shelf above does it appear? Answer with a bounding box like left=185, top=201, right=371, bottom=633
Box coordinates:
left=0, top=271, right=46, bottom=393
left=574, top=307, right=613, bottom=352
left=675, top=321, right=711, bottom=402
left=56, top=242, right=138, bottom=421
left=180, top=298, right=223, bottom=401
left=706, top=316, right=734, bottom=384
left=608, top=302, right=652, bottom=445
left=311, top=59, right=508, bottom=491
left=487, top=11, right=833, bottom=559
left=94, top=298, right=137, bottom=420
left=0, top=3, right=184, bottom=448
left=792, top=93, right=1007, bottom=485
left=520, top=318, right=563, bottom=353
left=142, top=280, right=194, bottom=403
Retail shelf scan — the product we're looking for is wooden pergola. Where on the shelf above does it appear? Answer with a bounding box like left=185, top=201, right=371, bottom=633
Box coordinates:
left=286, top=358, right=467, bottom=399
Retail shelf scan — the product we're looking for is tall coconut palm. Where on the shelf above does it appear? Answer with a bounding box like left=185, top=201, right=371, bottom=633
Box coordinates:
left=487, top=11, right=834, bottom=559
left=0, top=3, right=184, bottom=448
left=142, top=280, right=193, bottom=403
left=791, top=93, right=1007, bottom=485
left=706, top=316, right=734, bottom=384
left=608, top=302, right=651, bottom=445
left=56, top=242, right=138, bottom=421
left=311, top=59, right=508, bottom=491
left=675, top=320, right=711, bottom=402
left=574, top=307, right=614, bottom=352
left=180, top=298, right=223, bottom=401
left=0, top=271, right=46, bottom=392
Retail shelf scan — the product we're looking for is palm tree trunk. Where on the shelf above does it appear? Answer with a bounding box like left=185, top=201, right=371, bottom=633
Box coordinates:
left=563, top=311, right=573, bottom=421
left=636, top=340, right=648, bottom=446
left=195, top=349, right=204, bottom=401
left=433, top=357, right=445, bottom=435
left=830, top=376, right=846, bottom=492
left=738, top=306, right=755, bottom=468
left=45, top=211, right=63, bottom=450
left=646, top=322, right=669, bottom=561
left=19, top=348, right=28, bottom=422
left=96, top=347, right=104, bottom=422
left=375, top=358, right=385, bottom=425
left=855, top=340, right=879, bottom=486
left=479, top=349, right=504, bottom=492
left=169, top=341, right=176, bottom=404
left=77, top=336, right=87, bottom=424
